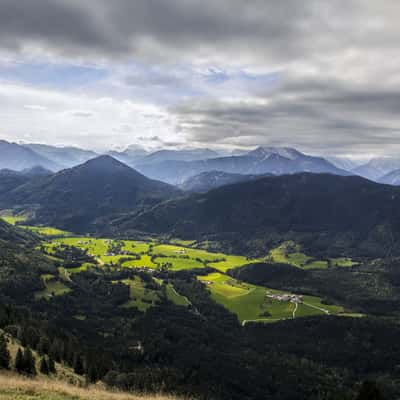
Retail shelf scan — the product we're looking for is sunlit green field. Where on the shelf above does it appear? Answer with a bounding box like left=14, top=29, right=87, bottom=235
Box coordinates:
left=1, top=215, right=27, bottom=225
left=48, top=238, right=261, bottom=273
left=1, top=213, right=71, bottom=236
left=122, top=255, right=158, bottom=269
left=35, top=274, right=71, bottom=300
left=165, top=284, right=191, bottom=306
left=155, top=256, right=205, bottom=271
left=198, top=272, right=344, bottom=323
left=269, top=241, right=357, bottom=270
left=119, top=276, right=161, bottom=312
left=21, top=225, right=72, bottom=236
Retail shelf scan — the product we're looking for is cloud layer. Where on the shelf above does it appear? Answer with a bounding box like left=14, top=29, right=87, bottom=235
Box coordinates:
left=0, top=0, right=400, bottom=155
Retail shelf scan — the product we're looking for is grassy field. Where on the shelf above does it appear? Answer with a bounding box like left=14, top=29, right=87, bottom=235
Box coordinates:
left=155, top=256, right=205, bottom=271
left=198, top=272, right=344, bottom=323
left=269, top=241, right=357, bottom=270
left=120, top=276, right=161, bottom=312
left=122, top=255, right=158, bottom=269
left=34, top=274, right=71, bottom=300
left=1, top=215, right=27, bottom=225
left=21, top=225, right=72, bottom=237
left=48, top=238, right=261, bottom=273
left=1, top=213, right=71, bottom=237
left=165, top=284, right=191, bottom=306
left=119, top=277, right=189, bottom=310
left=0, top=373, right=178, bottom=400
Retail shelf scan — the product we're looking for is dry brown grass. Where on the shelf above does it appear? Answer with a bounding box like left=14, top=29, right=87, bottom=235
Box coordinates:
left=0, top=372, right=181, bottom=400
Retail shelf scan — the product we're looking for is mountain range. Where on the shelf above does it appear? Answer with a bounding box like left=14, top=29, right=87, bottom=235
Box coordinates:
left=6, top=139, right=400, bottom=187
left=0, top=140, right=60, bottom=171
left=352, top=157, right=400, bottom=181
left=0, top=155, right=179, bottom=232
left=135, top=146, right=349, bottom=185
left=23, top=143, right=98, bottom=170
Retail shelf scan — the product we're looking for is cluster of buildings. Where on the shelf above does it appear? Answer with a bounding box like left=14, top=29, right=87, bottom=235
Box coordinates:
left=267, top=293, right=303, bottom=303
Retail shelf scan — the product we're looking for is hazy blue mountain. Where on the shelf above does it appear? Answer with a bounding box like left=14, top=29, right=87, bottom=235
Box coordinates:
left=179, top=170, right=266, bottom=192
left=107, top=144, right=149, bottom=166
left=137, top=148, right=220, bottom=166
left=0, top=155, right=180, bottom=232
left=0, top=169, right=32, bottom=193
left=136, top=146, right=350, bottom=185
left=23, top=143, right=98, bottom=169
left=326, top=156, right=360, bottom=171
left=379, top=169, right=400, bottom=185
left=21, top=166, right=53, bottom=177
left=0, top=166, right=52, bottom=194
left=353, top=157, right=400, bottom=181
left=0, top=140, right=59, bottom=171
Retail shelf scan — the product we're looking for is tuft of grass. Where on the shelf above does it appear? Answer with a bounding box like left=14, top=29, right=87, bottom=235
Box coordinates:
left=0, top=372, right=180, bottom=400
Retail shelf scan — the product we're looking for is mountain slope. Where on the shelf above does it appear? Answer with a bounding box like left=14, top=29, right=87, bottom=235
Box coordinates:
left=0, top=141, right=59, bottom=171
left=0, top=156, right=180, bottom=232
left=0, top=167, right=53, bottom=196
left=136, top=147, right=349, bottom=185
left=114, top=173, right=400, bottom=255
left=379, top=168, right=400, bottom=185
left=179, top=170, right=265, bottom=192
left=0, top=170, right=31, bottom=193
left=107, top=144, right=149, bottom=166
left=138, top=148, right=219, bottom=166
left=353, top=157, right=400, bottom=181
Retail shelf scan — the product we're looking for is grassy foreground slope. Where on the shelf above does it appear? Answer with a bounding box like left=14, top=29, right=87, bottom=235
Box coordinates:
left=0, top=373, right=178, bottom=400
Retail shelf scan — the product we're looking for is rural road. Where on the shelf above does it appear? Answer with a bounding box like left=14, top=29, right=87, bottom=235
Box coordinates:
left=292, top=302, right=298, bottom=318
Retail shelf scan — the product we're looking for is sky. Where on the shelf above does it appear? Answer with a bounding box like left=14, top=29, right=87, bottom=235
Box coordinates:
left=0, top=1, right=400, bottom=157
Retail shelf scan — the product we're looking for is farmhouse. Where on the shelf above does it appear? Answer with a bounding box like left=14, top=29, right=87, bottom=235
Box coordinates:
left=174, top=249, right=186, bottom=254
left=267, top=293, right=303, bottom=303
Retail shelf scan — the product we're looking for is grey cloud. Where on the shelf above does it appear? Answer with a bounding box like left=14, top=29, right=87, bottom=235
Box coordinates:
left=1, top=0, right=398, bottom=63
left=171, top=76, right=400, bottom=156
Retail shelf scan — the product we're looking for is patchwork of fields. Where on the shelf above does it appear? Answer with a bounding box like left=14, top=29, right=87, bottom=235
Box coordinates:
left=1, top=213, right=360, bottom=324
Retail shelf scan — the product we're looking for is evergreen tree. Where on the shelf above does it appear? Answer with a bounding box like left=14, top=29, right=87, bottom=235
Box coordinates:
left=0, top=334, right=10, bottom=369
left=15, top=348, right=24, bottom=373
left=356, top=381, right=384, bottom=400
left=73, top=354, right=84, bottom=375
left=22, top=347, right=36, bottom=375
left=48, top=356, right=56, bottom=374
left=39, top=356, right=49, bottom=375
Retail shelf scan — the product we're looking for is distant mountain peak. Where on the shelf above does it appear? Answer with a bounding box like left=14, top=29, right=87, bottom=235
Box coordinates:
left=247, top=146, right=303, bottom=160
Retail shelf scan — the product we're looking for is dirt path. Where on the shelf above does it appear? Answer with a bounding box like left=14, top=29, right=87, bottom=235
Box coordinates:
left=292, top=302, right=298, bottom=318
left=303, top=302, right=329, bottom=314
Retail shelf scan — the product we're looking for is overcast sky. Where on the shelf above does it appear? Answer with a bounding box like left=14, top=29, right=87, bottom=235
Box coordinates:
left=0, top=0, right=400, bottom=157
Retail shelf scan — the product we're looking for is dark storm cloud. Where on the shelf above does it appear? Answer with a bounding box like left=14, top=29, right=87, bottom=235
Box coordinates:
left=0, top=0, right=388, bottom=62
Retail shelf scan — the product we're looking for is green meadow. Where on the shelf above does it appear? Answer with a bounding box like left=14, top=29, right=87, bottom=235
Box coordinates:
left=48, top=238, right=262, bottom=273
left=120, top=276, right=161, bottom=312
left=269, top=241, right=358, bottom=270
left=35, top=274, right=71, bottom=300
left=1, top=215, right=27, bottom=225
left=198, top=272, right=344, bottom=323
